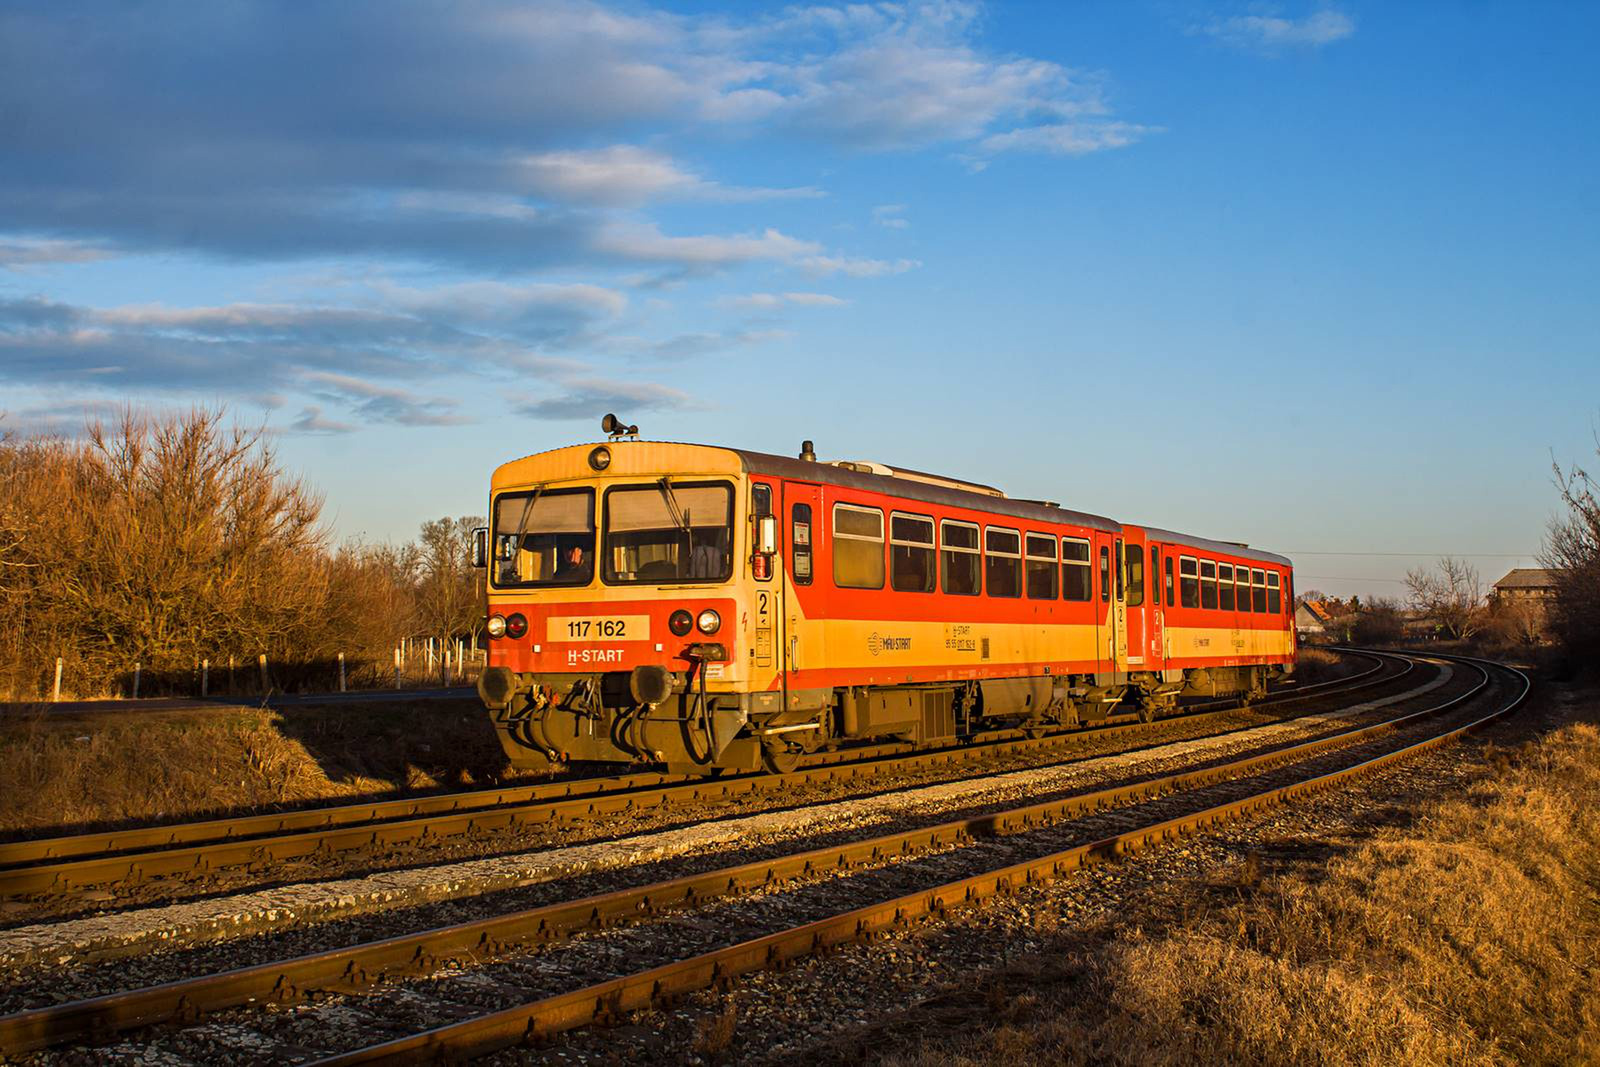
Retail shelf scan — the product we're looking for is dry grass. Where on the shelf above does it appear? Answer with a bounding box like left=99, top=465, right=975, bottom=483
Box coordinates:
left=1289, top=645, right=1349, bottom=685
left=0, top=700, right=528, bottom=837
left=885, top=721, right=1600, bottom=1067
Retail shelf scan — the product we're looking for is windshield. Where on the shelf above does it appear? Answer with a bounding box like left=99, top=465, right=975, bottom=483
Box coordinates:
left=604, top=481, right=732, bottom=584
left=491, top=487, right=595, bottom=588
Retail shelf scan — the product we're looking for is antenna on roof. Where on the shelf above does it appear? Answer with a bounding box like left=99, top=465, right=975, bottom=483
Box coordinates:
left=600, top=413, right=638, bottom=440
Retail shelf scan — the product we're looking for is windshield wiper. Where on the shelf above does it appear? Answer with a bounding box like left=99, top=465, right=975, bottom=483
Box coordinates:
left=658, top=476, right=696, bottom=575
left=506, top=484, right=544, bottom=563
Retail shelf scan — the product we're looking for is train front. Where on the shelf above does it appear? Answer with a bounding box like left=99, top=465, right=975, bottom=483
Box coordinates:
left=476, top=438, right=771, bottom=774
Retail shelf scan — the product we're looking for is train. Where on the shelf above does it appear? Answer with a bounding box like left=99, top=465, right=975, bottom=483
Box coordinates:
left=473, top=420, right=1296, bottom=774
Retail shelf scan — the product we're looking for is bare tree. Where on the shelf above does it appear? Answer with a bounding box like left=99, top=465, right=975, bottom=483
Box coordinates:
left=1404, top=556, right=1484, bottom=641
left=413, top=516, right=485, bottom=670
left=1542, top=445, right=1600, bottom=663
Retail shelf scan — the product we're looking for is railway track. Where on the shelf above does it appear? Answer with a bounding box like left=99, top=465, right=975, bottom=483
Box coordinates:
left=0, top=651, right=1404, bottom=902
left=0, top=650, right=1524, bottom=1061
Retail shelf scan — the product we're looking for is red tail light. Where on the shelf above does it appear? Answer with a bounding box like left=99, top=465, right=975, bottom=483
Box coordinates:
left=753, top=554, right=770, bottom=579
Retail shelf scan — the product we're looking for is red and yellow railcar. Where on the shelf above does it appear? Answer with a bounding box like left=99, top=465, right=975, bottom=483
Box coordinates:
left=475, top=429, right=1295, bottom=774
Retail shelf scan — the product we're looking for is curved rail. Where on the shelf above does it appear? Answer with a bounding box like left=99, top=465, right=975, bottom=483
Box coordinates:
left=308, top=652, right=1528, bottom=1065
left=0, top=651, right=1402, bottom=899
left=0, top=651, right=1500, bottom=1058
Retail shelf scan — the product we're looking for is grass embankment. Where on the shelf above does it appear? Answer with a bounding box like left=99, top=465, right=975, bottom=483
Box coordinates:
left=890, top=717, right=1600, bottom=1065
left=0, top=700, right=528, bottom=838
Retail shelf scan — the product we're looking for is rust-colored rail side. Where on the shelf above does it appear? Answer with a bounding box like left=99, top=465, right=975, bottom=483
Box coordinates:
left=311, top=653, right=1526, bottom=1065
left=0, top=653, right=1452, bottom=1056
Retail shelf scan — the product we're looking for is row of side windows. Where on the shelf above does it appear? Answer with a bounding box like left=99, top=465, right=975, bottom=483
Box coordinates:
left=831, top=503, right=1096, bottom=601
left=1176, top=556, right=1282, bottom=613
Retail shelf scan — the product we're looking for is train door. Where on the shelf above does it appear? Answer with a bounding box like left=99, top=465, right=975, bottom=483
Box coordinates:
left=1147, top=543, right=1165, bottom=669
left=780, top=481, right=822, bottom=708
left=1122, top=532, right=1147, bottom=668
left=1110, top=536, right=1127, bottom=669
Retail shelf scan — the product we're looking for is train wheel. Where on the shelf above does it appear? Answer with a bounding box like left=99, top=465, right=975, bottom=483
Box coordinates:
left=761, top=742, right=800, bottom=774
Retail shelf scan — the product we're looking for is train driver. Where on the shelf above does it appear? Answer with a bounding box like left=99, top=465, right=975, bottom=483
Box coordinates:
left=554, top=541, right=592, bottom=583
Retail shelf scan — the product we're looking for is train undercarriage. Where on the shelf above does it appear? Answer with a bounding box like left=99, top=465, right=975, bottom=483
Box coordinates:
left=479, top=662, right=1286, bottom=775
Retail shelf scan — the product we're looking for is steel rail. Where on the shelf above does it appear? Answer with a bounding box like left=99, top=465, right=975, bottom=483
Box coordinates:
left=0, top=651, right=1399, bottom=898
left=0, top=652, right=1464, bottom=1056
left=0, top=649, right=1388, bottom=870
left=309, top=653, right=1527, bottom=1065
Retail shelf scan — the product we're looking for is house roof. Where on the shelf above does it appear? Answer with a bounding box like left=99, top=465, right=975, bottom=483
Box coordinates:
left=1297, top=599, right=1335, bottom=623
left=1493, top=567, right=1556, bottom=590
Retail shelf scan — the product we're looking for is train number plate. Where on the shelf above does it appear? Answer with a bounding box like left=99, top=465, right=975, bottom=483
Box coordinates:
left=548, top=615, right=650, bottom=642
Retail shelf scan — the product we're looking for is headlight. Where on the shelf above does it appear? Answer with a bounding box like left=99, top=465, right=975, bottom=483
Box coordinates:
left=486, top=614, right=507, bottom=638
left=505, top=613, right=528, bottom=639
left=668, top=609, right=693, bottom=636
left=588, top=446, right=611, bottom=471
left=696, top=608, right=721, bottom=634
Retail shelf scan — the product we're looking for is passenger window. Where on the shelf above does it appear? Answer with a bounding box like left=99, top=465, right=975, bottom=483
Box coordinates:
left=1267, top=571, right=1282, bottom=614
left=832, top=503, right=884, bottom=589
left=1219, top=563, right=1236, bottom=611
left=1236, top=568, right=1252, bottom=613
left=1099, top=546, right=1111, bottom=602
left=889, top=513, right=936, bottom=593
left=1164, top=554, right=1174, bottom=606
left=1062, top=538, right=1092, bottom=601
left=791, top=503, right=812, bottom=585
left=940, top=520, right=981, bottom=596
left=1200, top=560, right=1217, bottom=610
left=1179, top=556, right=1199, bottom=608
left=1252, top=568, right=1268, bottom=613
left=986, top=527, right=1022, bottom=598
left=1026, top=534, right=1058, bottom=599
left=1126, top=546, right=1144, bottom=607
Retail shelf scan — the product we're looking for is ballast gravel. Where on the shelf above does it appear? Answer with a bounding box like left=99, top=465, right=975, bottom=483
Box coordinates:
left=24, top=668, right=1494, bottom=1065
left=0, top=664, right=1453, bottom=983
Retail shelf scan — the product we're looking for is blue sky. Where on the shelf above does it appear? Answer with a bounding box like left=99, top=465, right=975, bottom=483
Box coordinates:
left=2, top=1, right=1596, bottom=599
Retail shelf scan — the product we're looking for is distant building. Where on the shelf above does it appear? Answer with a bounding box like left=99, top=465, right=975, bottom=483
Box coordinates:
left=1491, top=567, right=1557, bottom=637
left=1295, top=599, right=1334, bottom=640
left=1491, top=567, right=1557, bottom=606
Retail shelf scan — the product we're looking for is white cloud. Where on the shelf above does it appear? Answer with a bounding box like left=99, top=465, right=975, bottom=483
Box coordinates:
left=872, top=204, right=910, bottom=229
left=800, top=255, right=921, bottom=278
left=721, top=291, right=848, bottom=309
left=507, top=145, right=821, bottom=206
left=1202, top=10, right=1356, bottom=52
left=979, top=120, right=1154, bottom=156
left=0, top=238, right=115, bottom=270
left=596, top=223, right=822, bottom=270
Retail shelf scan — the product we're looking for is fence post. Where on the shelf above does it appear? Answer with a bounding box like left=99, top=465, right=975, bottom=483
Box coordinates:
left=338, top=652, right=346, bottom=693
left=201, top=658, right=209, bottom=698
left=394, top=646, right=402, bottom=689
left=258, top=654, right=269, bottom=692
left=456, top=639, right=465, bottom=682
left=443, top=646, right=451, bottom=688
left=53, top=657, right=63, bottom=702
left=228, top=655, right=235, bottom=693
left=132, top=662, right=141, bottom=699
